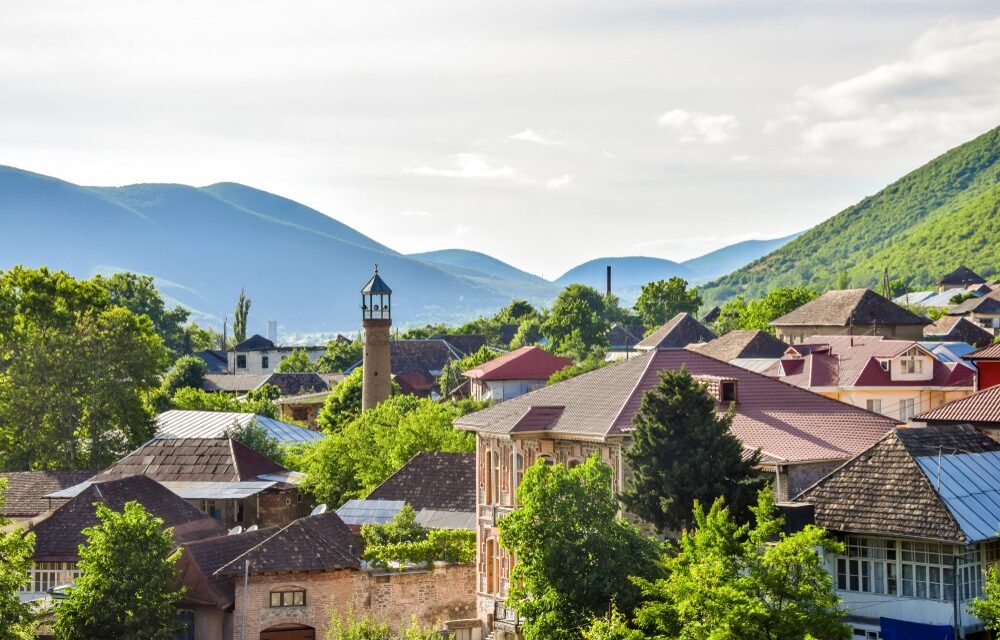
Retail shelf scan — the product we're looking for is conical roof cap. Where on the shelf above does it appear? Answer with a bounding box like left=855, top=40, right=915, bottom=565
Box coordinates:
left=361, top=269, right=392, bottom=295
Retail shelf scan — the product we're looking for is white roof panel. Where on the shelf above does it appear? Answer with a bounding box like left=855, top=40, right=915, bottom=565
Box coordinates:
left=153, top=410, right=324, bottom=445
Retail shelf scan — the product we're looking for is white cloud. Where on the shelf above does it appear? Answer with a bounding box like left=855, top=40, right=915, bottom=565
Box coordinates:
left=656, top=109, right=739, bottom=144
left=405, top=153, right=517, bottom=179
left=729, top=154, right=751, bottom=163
left=401, top=209, right=432, bottom=217
left=546, top=173, right=574, bottom=189
left=773, top=17, right=1000, bottom=150
left=509, top=129, right=562, bottom=146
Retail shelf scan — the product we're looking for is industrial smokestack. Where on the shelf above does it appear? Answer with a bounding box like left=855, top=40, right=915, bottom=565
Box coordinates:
left=266, top=320, right=278, bottom=343
left=606, top=265, right=612, bottom=296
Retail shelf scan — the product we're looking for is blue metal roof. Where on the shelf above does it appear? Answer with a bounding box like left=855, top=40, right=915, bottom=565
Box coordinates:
left=916, top=451, right=1000, bottom=542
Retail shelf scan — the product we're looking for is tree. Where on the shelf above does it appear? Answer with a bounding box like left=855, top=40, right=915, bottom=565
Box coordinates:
left=0, top=267, right=168, bottom=471
left=222, top=419, right=286, bottom=465
left=621, top=369, right=764, bottom=533
left=232, top=288, right=251, bottom=344
left=275, top=348, right=316, bottom=373
left=439, top=346, right=495, bottom=398
left=547, top=355, right=603, bottom=385
left=711, top=287, right=818, bottom=335
left=316, top=368, right=365, bottom=433
left=326, top=612, right=442, bottom=640
left=315, top=337, right=363, bottom=373
left=170, top=384, right=279, bottom=418
left=634, top=278, right=702, bottom=330
left=632, top=490, right=850, bottom=640
left=497, top=299, right=537, bottom=324
left=182, top=322, right=222, bottom=353
left=300, top=396, right=477, bottom=508
left=54, top=501, right=185, bottom=640
left=0, top=479, right=35, bottom=639
left=969, top=564, right=1000, bottom=634
left=93, top=272, right=190, bottom=358
left=582, top=606, right=647, bottom=640
left=542, top=285, right=610, bottom=358
left=499, top=456, right=660, bottom=640
left=159, top=354, right=207, bottom=398
left=511, top=315, right=545, bottom=349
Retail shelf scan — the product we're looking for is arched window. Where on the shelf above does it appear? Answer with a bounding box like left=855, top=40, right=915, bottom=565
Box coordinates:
left=567, top=458, right=582, bottom=469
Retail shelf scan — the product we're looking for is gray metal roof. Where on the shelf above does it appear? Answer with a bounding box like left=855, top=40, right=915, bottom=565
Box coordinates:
left=414, top=509, right=476, bottom=531
left=916, top=451, right=1000, bottom=543
left=154, top=410, right=323, bottom=445
left=47, top=478, right=298, bottom=500
left=337, top=499, right=405, bottom=525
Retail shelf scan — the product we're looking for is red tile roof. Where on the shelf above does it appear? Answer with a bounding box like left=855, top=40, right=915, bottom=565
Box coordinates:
left=966, top=343, right=1000, bottom=361
left=456, top=350, right=901, bottom=465
left=463, top=346, right=572, bottom=382
left=96, top=438, right=286, bottom=483
left=914, top=384, right=1000, bottom=425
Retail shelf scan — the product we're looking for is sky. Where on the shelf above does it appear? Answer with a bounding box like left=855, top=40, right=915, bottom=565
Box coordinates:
left=2, top=1, right=1000, bottom=280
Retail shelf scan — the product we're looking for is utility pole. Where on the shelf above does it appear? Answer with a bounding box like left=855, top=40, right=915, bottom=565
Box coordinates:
left=240, top=558, right=250, bottom=640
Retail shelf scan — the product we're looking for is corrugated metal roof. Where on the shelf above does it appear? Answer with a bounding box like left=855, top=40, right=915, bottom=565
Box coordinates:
left=915, top=451, right=1000, bottom=542
left=414, top=509, right=476, bottom=530
left=337, top=499, right=405, bottom=525
left=48, top=479, right=284, bottom=500
left=154, top=410, right=324, bottom=445
left=729, top=358, right=781, bottom=373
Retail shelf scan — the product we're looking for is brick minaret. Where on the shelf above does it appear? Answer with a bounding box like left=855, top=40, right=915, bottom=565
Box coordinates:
left=360, top=267, right=392, bottom=410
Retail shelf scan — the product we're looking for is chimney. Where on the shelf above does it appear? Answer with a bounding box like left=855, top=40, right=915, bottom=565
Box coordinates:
left=606, top=265, right=612, bottom=296
left=266, top=320, right=278, bottom=343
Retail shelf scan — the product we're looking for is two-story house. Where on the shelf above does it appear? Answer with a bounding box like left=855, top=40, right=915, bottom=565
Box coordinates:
left=228, top=335, right=328, bottom=375
left=453, top=349, right=901, bottom=638
left=767, top=336, right=976, bottom=421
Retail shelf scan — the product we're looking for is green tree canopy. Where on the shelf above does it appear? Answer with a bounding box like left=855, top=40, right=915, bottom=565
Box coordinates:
left=54, top=501, right=185, bottom=640
left=969, top=565, right=1000, bottom=634
left=634, top=278, right=702, bottom=330
left=232, top=288, right=251, bottom=344
left=316, top=368, right=365, bottom=433
left=275, top=348, right=316, bottom=373
left=497, top=299, right=538, bottom=324
left=499, top=456, right=660, bottom=640
left=0, top=267, right=168, bottom=470
left=315, top=337, right=363, bottom=373
left=0, top=479, right=35, bottom=639
left=170, top=385, right=279, bottom=418
left=547, top=354, right=604, bottom=385
left=633, top=490, right=850, bottom=640
left=92, top=272, right=190, bottom=358
left=542, top=285, right=610, bottom=360
left=713, top=287, right=819, bottom=335
left=439, top=345, right=495, bottom=398
left=620, top=369, right=764, bottom=533
left=159, top=354, right=207, bottom=398
left=511, top=315, right=545, bottom=349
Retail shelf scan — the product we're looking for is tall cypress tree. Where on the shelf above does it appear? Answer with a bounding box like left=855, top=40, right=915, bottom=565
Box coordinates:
left=620, top=368, right=764, bottom=533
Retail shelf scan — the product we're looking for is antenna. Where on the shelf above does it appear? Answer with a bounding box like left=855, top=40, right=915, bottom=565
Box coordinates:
left=310, top=503, right=328, bottom=516
left=228, top=525, right=243, bottom=535
left=245, top=524, right=258, bottom=532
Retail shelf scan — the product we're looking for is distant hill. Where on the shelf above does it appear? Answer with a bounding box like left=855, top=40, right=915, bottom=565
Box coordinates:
left=699, top=125, right=1000, bottom=306
left=554, top=257, right=697, bottom=304
left=680, top=233, right=802, bottom=282
left=409, top=249, right=560, bottom=306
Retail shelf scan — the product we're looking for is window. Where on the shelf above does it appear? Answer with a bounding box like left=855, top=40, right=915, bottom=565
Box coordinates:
left=835, top=537, right=971, bottom=602
left=262, top=355, right=270, bottom=369
left=175, top=610, right=195, bottom=640
left=901, top=358, right=923, bottom=375
left=24, top=562, right=82, bottom=593
left=900, top=399, right=916, bottom=421
left=837, top=537, right=897, bottom=595
left=879, top=360, right=890, bottom=372
left=236, top=354, right=247, bottom=369
left=866, top=399, right=882, bottom=414
left=900, top=541, right=954, bottom=601
left=269, top=589, right=306, bottom=607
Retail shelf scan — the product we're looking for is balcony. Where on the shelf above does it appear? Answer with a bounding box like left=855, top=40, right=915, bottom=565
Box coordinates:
left=479, top=504, right=515, bottom=527
left=493, top=600, right=520, bottom=632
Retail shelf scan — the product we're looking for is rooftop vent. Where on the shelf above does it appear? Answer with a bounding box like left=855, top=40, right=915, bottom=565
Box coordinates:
left=693, top=375, right=739, bottom=404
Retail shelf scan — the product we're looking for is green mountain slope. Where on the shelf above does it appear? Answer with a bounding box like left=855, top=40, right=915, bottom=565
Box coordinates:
left=699, top=125, right=1000, bottom=305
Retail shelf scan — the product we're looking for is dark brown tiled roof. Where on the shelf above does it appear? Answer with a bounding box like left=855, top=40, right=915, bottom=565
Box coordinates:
left=915, top=385, right=1000, bottom=425
left=0, top=471, right=94, bottom=518
left=178, top=526, right=278, bottom=608
left=260, top=372, right=331, bottom=396
left=232, top=334, right=276, bottom=351
left=702, top=306, right=721, bottom=323
left=97, top=438, right=286, bottom=483
left=689, top=330, right=788, bottom=361
left=772, top=289, right=929, bottom=328
left=924, top=316, right=995, bottom=348
left=949, top=289, right=1000, bottom=315
left=940, top=265, right=986, bottom=287
left=32, top=476, right=225, bottom=561
left=216, top=512, right=360, bottom=576
left=431, top=334, right=487, bottom=357
left=795, top=426, right=1000, bottom=543
left=608, top=324, right=647, bottom=349
left=195, top=350, right=229, bottom=373
left=636, top=313, right=717, bottom=350
left=366, top=452, right=475, bottom=512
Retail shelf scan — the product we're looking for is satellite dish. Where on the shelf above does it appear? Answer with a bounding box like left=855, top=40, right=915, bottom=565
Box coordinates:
left=228, top=526, right=243, bottom=535
left=310, top=504, right=328, bottom=516
left=245, top=524, right=258, bottom=532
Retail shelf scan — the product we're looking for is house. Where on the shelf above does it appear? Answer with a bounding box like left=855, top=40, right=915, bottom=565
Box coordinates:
left=0, top=471, right=94, bottom=525
left=914, top=383, right=1000, bottom=439
left=634, top=312, right=717, bottom=350
left=153, top=410, right=324, bottom=445
left=462, top=346, right=573, bottom=403
left=276, top=390, right=334, bottom=429
left=767, top=336, right=976, bottom=421
left=453, top=349, right=901, bottom=637
left=948, top=290, right=1000, bottom=335
left=176, top=526, right=279, bottom=640
left=702, top=306, right=721, bottom=324
left=23, top=475, right=226, bottom=600
left=923, top=315, right=996, bottom=348
left=217, top=511, right=478, bottom=639
left=939, top=265, right=987, bottom=292
left=196, top=349, right=230, bottom=373
left=50, top=438, right=310, bottom=529
left=965, top=343, right=1000, bottom=391
left=430, top=333, right=488, bottom=357
left=346, top=339, right=464, bottom=397
left=771, top=288, right=930, bottom=344
left=229, top=335, right=328, bottom=375
left=202, top=371, right=342, bottom=397
left=338, top=452, right=476, bottom=531
left=688, top=329, right=788, bottom=373
left=607, top=323, right=647, bottom=358
left=792, top=426, right=1000, bottom=638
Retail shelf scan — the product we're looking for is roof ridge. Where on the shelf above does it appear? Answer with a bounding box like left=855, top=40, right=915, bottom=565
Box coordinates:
left=608, top=350, right=660, bottom=435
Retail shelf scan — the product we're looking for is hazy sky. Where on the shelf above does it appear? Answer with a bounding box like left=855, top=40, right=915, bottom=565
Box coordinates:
left=3, top=1, right=1000, bottom=279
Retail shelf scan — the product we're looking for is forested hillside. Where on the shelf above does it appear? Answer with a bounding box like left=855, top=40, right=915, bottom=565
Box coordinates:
left=700, top=125, right=1000, bottom=305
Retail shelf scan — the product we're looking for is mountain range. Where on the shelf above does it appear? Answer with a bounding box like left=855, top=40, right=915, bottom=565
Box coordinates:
left=0, top=165, right=793, bottom=335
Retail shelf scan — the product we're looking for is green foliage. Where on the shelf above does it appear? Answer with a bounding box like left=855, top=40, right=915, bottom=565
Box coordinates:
left=949, top=291, right=978, bottom=305
left=222, top=419, right=287, bottom=464
left=621, top=369, right=764, bottom=533
left=362, top=505, right=426, bottom=546
left=326, top=612, right=442, bottom=640
left=397, top=323, right=450, bottom=340
left=496, top=299, right=538, bottom=324
left=547, top=355, right=606, bottom=385
left=499, top=456, right=660, bottom=640
left=169, top=384, right=279, bottom=418
left=317, top=368, right=364, bottom=433
left=439, top=345, right=495, bottom=398
left=182, top=322, right=222, bottom=353
left=582, top=606, right=647, bottom=640
left=632, top=490, right=850, bottom=640
left=232, top=288, right=251, bottom=344
left=54, top=501, right=185, bottom=640
left=511, top=315, right=545, bottom=348
left=159, top=354, right=207, bottom=398
left=361, top=509, right=475, bottom=568
left=92, top=272, right=190, bottom=359
left=275, top=348, right=316, bottom=372
left=542, top=285, right=610, bottom=359
left=634, top=278, right=702, bottom=330
left=0, top=267, right=169, bottom=470
left=969, top=564, right=1000, bottom=633
left=603, top=293, right=641, bottom=326
left=712, top=287, right=819, bottom=335
left=316, top=337, right=364, bottom=373
left=300, top=396, right=476, bottom=507
left=0, top=479, right=35, bottom=639
left=699, top=126, right=1000, bottom=305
